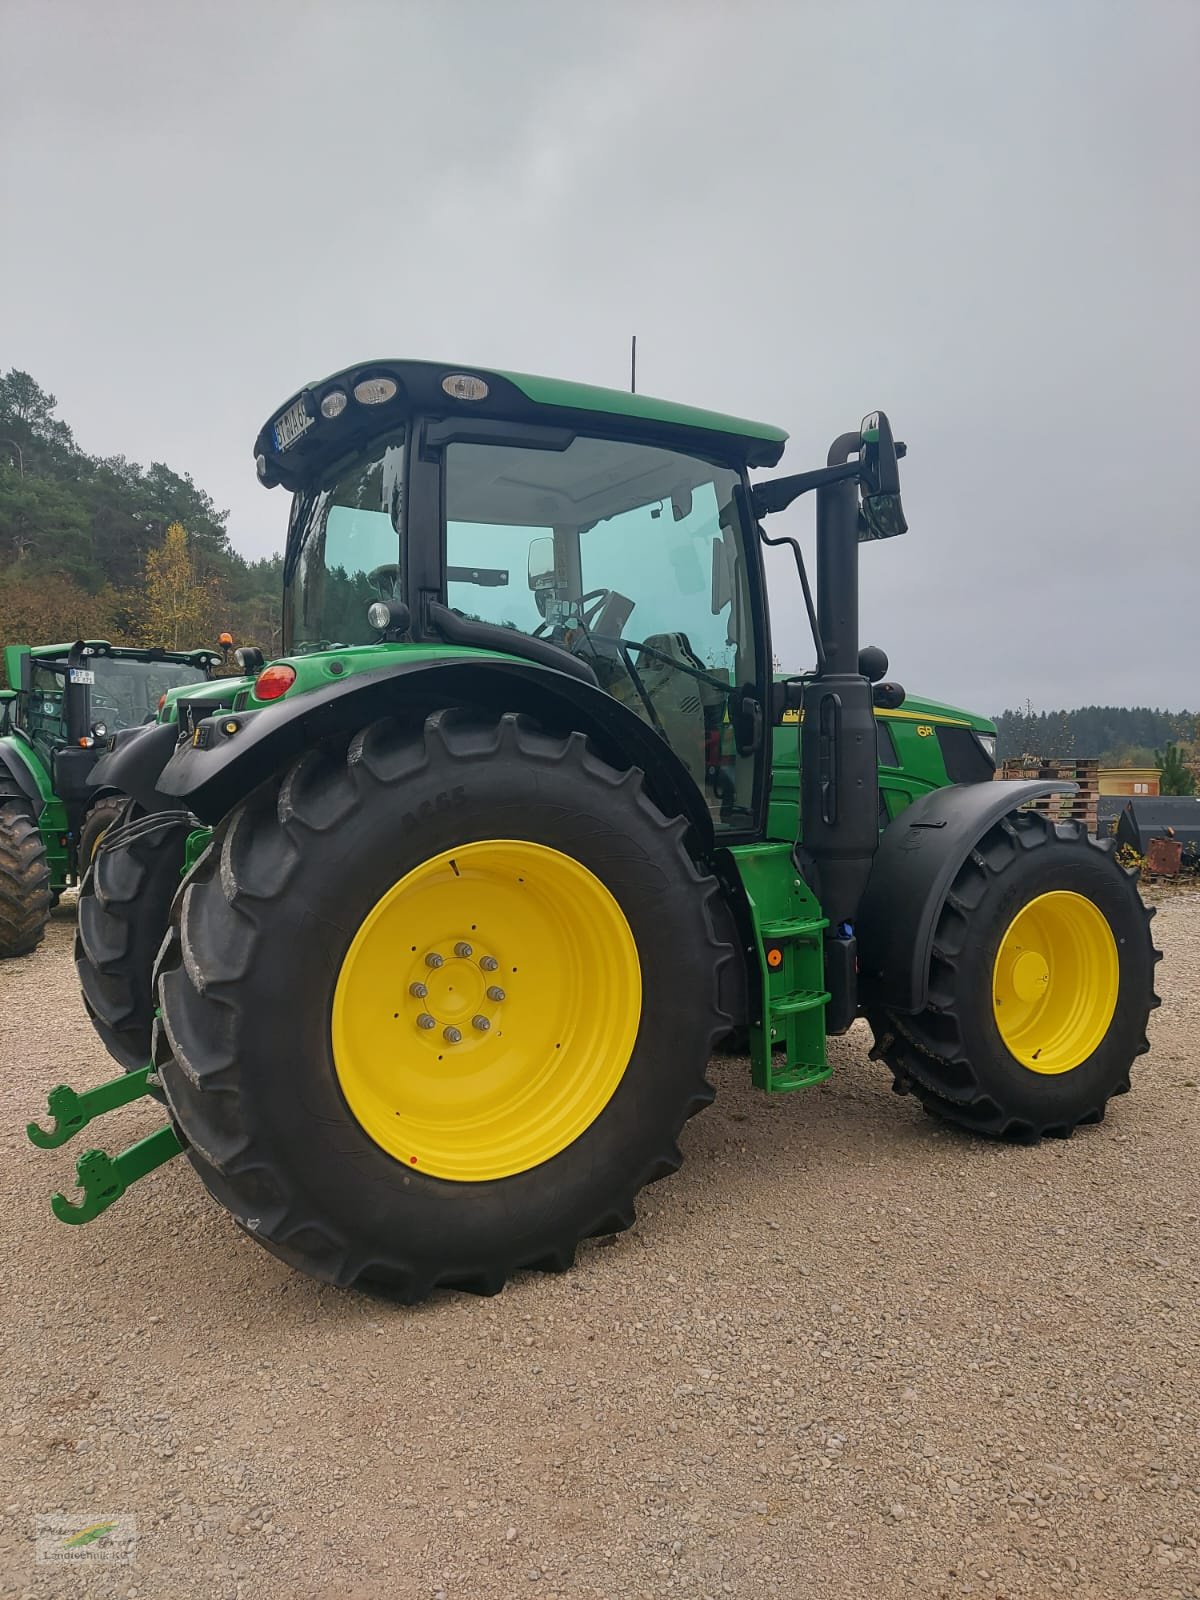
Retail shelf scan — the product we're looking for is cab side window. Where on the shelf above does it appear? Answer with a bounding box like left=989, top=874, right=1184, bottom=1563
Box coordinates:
left=445, top=434, right=760, bottom=830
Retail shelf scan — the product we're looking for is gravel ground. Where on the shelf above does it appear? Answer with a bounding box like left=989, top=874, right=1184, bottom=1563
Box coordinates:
left=1, top=890, right=1198, bottom=1600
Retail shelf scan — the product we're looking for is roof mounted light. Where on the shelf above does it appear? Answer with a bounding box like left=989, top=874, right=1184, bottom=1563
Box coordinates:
left=441, top=373, right=489, bottom=402
left=321, top=390, right=348, bottom=418
left=353, top=376, right=398, bottom=406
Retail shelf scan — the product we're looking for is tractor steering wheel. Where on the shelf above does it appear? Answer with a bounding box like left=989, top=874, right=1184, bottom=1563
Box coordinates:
left=533, top=588, right=613, bottom=641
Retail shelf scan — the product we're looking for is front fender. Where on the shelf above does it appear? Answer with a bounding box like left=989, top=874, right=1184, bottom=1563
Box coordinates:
left=857, top=780, right=1076, bottom=1014
left=155, top=657, right=715, bottom=850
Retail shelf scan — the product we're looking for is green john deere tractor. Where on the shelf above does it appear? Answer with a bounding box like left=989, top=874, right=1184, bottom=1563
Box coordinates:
left=29, top=359, right=1159, bottom=1301
left=0, top=640, right=225, bottom=957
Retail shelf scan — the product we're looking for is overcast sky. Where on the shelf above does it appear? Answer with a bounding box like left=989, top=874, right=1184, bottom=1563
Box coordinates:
left=2, top=0, right=1196, bottom=714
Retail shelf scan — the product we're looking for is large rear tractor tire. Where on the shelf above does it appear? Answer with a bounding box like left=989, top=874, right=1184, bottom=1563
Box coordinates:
left=869, top=811, right=1160, bottom=1140
left=153, top=710, right=733, bottom=1299
left=76, top=802, right=193, bottom=1069
left=0, top=779, right=52, bottom=957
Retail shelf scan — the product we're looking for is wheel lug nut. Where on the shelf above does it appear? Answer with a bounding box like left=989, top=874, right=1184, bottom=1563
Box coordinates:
left=416, top=1013, right=436, bottom=1030
left=425, top=952, right=444, bottom=969
left=486, top=986, right=506, bottom=1003
left=409, top=981, right=429, bottom=999
left=472, top=1014, right=491, bottom=1032
left=479, top=955, right=498, bottom=972
left=443, top=1025, right=463, bottom=1044
left=454, top=941, right=473, bottom=959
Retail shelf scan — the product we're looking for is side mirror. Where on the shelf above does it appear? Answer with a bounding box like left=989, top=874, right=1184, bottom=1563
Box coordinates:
left=858, top=411, right=907, bottom=541
left=527, top=536, right=555, bottom=591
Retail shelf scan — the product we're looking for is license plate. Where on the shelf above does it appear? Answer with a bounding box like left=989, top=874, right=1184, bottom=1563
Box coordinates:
left=272, top=398, right=314, bottom=452
left=69, top=668, right=95, bottom=684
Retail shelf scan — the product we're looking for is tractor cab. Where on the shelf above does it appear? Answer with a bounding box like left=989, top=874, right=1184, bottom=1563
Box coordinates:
left=6, top=640, right=222, bottom=753
left=0, top=639, right=225, bottom=918
left=259, top=361, right=788, bottom=834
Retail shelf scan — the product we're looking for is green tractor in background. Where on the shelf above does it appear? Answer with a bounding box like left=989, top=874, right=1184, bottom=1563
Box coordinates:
left=31, top=359, right=1158, bottom=1302
left=0, top=640, right=225, bottom=956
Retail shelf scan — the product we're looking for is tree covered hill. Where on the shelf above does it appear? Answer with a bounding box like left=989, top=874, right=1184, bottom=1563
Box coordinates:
left=0, top=366, right=281, bottom=678
left=993, top=704, right=1198, bottom=767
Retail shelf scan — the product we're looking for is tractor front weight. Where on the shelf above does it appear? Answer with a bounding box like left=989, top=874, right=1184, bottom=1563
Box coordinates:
left=27, top=1065, right=182, bottom=1225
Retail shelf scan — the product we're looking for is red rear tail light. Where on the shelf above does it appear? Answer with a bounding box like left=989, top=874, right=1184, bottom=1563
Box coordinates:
left=253, top=664, right=297, bottom=702
left=157, top=693, right=167, bottom=712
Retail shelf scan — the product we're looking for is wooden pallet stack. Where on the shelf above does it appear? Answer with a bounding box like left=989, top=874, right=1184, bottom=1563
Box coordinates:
left=997, top=758, right=1100, bottom=833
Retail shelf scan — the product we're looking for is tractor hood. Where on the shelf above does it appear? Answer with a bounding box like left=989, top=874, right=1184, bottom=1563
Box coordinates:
left=879, top=693, right=996, bottom=736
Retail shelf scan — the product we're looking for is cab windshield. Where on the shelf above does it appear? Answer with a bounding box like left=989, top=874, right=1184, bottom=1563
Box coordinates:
left=284, top=432, right=406, bottom=653
left=91, top=657, right=208, bottom=730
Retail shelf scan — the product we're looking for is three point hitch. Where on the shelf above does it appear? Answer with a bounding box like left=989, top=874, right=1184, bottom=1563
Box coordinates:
left=26, top=1065, right=182, bottom=1224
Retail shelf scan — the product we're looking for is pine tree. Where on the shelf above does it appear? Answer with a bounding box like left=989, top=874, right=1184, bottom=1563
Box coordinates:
left=1155, top=741, right=1197, bottom=796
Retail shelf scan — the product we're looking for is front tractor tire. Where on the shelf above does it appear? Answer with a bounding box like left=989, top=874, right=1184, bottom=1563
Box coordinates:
left=870, top=811, right=1160, bottom=1140
left=152, top=710, right=733, bottom=1299
left=0, top=783, right=52, bottom=958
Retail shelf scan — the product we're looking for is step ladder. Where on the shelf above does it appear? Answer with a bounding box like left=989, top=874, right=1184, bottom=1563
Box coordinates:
left=731, top=843, right=832, bottom=1093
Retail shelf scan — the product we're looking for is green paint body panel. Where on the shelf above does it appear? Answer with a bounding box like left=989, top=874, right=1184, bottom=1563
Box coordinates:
left=183, top=828, right=212, bottom=875
left=156, top=643, right=530, bottom=727
left=494, top=368, right=788, bottom=449
left=242, top=642, right=527, bottom=709
left=767, top=692, right=997, bottom=843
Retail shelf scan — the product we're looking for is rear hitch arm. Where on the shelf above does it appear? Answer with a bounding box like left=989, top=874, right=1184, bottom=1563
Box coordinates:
left=26, top=1064, right=184, bottom=1225
left=50, top=1126, right=183, bottom=1225
left=27, top=1065, right=158, bottom=1148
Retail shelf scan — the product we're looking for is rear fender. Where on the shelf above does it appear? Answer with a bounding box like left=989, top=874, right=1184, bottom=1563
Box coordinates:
left=857, top=780, right=1076, bottom=1014
left=151, top=658, right=715, bottom=848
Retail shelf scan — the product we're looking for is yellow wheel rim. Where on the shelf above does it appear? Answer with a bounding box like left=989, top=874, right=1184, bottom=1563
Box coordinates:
left=992, top=890, right=1119, bottom=1074
left=331, top=840, right=642, bottom=1181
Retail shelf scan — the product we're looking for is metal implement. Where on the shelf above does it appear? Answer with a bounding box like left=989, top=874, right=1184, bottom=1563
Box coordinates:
left=50, top=1128, right=183, bottom=1225
left=27, top=1064, right=157, bottom=1148
left=27, top=1065, right=183, bottom=1225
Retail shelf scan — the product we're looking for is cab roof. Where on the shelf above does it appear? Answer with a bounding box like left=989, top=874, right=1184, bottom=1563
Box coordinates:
left=23, top=641, right=217, bottom=664
left=254, top=358, right=789, bottom=491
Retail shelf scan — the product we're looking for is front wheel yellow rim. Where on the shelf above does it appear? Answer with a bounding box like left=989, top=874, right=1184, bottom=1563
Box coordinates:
left=331, top=840, right=642, bottom=1181
left=992, top=890, right=1119, bottom=1074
